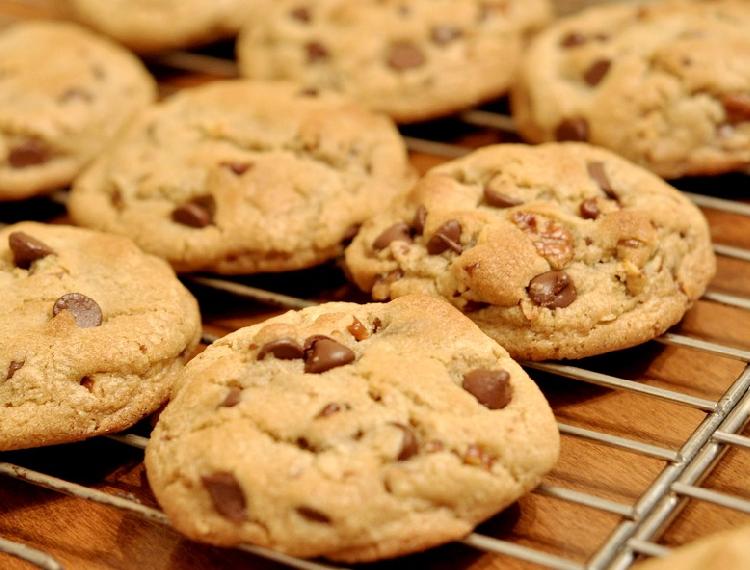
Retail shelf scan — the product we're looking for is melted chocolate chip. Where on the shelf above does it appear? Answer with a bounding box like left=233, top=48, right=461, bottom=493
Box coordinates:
left=8, top=232, right=54, bottom=269
left=412, top=205, right=427, bottom=235
left=387, top=41, right=426, bottom=70
left=560, top=32, right=586, bottom=48
left=290, top=6, right=311, bottom=22
left=583, top=58, right=611, bottom=86
left=483, top=187, right=522, bottom=208
left=462, top=369, right=511, bottom=410
left=392, top=422, right=419, bottom=460
left=172, top=195, right=215, bottom=228
left=297, top=506, right=331, bottom=523
left=555, top=117, right=589, bottom=142
left=306, top=41, right=329, bottom=63
left=8, top=138, right=51, bottom=168
left=316, top=403, right=341, bottom=418
left=220, top=161, right=252, bottom=175
left=52, top=293, right=103, bottom=328
left=580, top=198, right=600, bottom=219
left=586, top=161, right=617, bottom=199
left=722, top=94, right=750, bottom=124
left=257, top=338, right=304, bottom=361
left=426, top=219, right=462, bottom=255
left=6, top=360, right=24, bottom=380
left=431, top=26, right=463, bottom=45
left=347, top=318, right=369, bottom=341
left=201, top=472, right=246, bottom=522
left=372, top=222, right=412, bottom=250
left=304, top=337, right=355, bottom=373
left=221, top=387, right=242, bottom=407
left=528, top=271, right=577, bottom=309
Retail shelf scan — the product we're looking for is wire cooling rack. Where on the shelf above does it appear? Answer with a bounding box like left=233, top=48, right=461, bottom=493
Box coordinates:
left=2, top=4, right=750, bottom=569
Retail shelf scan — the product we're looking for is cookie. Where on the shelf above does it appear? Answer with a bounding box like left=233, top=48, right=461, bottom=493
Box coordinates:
left=68, top=81, right=413, bottom=274
left=345, top=143, right=716, bottom=361
left=145, top=295, right=559, bottom=562
left=634, top=526, right=750, bottom=570
left=511, top=0, right=750, bottom=178
left=0, top=21, right=156, bottom=201
left=65, top=0, right=255, bottom=53
left=0, top=222, right=201, bottom=451
left=236, top=0, right=552, bottom=123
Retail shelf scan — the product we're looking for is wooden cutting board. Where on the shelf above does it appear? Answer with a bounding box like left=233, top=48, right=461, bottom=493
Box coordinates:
left=1, top=2, right=749, bottom=569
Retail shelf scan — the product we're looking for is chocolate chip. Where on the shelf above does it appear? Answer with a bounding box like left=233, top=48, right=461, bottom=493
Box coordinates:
left=722, top=94, right=750, bottom=124
left=8, top=232, right=54, bottom=269
left=296, top=506, right=330, bottom=523
left=555, top=117, right=589, bottom=142
left=392, top=422, right=419, bottom=460
left=58, top=87, right=93, bottom=103
left=412, top=205, right=427, bottom=235
left=201, top=472, right=246, bottom=522
left=316, top=403, right=341, bottom=418
left=342, top=224, right=360, bottom=243
left=560, top=32, right=586, bottom=48
left=6, top=360, right=24, bottom=380
left=483, top=188, right=522, bottom=208
left=172, top=195, right=215, bottom=228
left=583, top=58, right=611, bottom=86
left=462, top=369, right=511, bottom=410
left=463, top=300, right=490, bottom=313
left=430, top=26, right=462, bottom=45
left=8, top=138, right=51, bottom=168
left=580, top=198, right=600, bottom=219
left=347, top=317, right=369, bottom=341
left=220, top=161, right=252, bottom=175
left=387, top=41, right=426, bottom=70
left=528, top=271, right=577, bottom=309
left=52, top=293, right=103, bottom=328
left=290, top=6, right=311, bottom=22
left=80, top=376, right=94, bottom=392
left=303, top=337, right=355, bottom=373
left=372, top=317, right=383, bottom=333
left=257, top=338, right=304, bottom=361
left=306, top=41, right=329, bottom=63
left=372, top=270, right=403, bottom=301
left=373, top=222, right=412, bottom=250
left=426, top=219, right=462, bottom=255
left=221, top=387, right=242, bottom=407
left=586, top=161, right=617, bottom=199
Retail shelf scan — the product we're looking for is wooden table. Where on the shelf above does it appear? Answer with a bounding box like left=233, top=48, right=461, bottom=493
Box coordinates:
left=2, top=2, right=750, bottom=569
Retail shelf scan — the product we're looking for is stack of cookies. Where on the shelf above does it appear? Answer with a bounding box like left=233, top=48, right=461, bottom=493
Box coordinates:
left=1, top=0, right=745, bottom=564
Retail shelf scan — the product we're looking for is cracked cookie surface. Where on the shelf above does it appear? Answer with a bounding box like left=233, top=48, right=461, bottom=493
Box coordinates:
left=65, top=0, right=255, bottom=53
left=0, top=222, right=201, bottom=451
left=237, top=0, right=551, bottom=123
left=145, top=295, right=559, bottom=562
left=345, top=143, right=716, bottom=361
left=511, top=0, right=750, bottom=178
left=0, top=21, right=156, bottom=201
left=69, top=81, right=413, bottom=274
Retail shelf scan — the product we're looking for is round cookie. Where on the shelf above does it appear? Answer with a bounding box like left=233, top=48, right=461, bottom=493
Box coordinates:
left=0, top=21, right=156, bottom=201
left=634, top=526, right=750, bottom=570
left=145, top=295, right=559, bottom=562
left=345, top=143, right=716, bottom=361
left=65, top=0, right=255, bottom=53
left=511, top=0, right=750, bottom=179
left=68, top=81, right=413, bottom=274
left=0, top=222, right=201, bottom=451
left=237, top=0, right=552, bottom=123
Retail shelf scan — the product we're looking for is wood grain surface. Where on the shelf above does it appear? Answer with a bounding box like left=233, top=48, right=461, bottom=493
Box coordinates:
left=1, top=2, right=749, bottom=569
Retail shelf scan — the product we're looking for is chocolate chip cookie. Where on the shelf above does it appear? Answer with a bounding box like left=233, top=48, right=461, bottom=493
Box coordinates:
left=0, top=222, right=201, bottom=451
left=0, top=21, right=156, bottom=201
left=65, top=0, right=255, bottom=53
left=68, top=81, right=413, bottom=274
left=511, top=0, right=750, bottom=178
left=237, top=0, right=552, bottom=123
left=345, top=143, right=716, bottom=361
left=145, top=295, right=559, bottom=562
left=634, top=526, right=750, bottom=570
